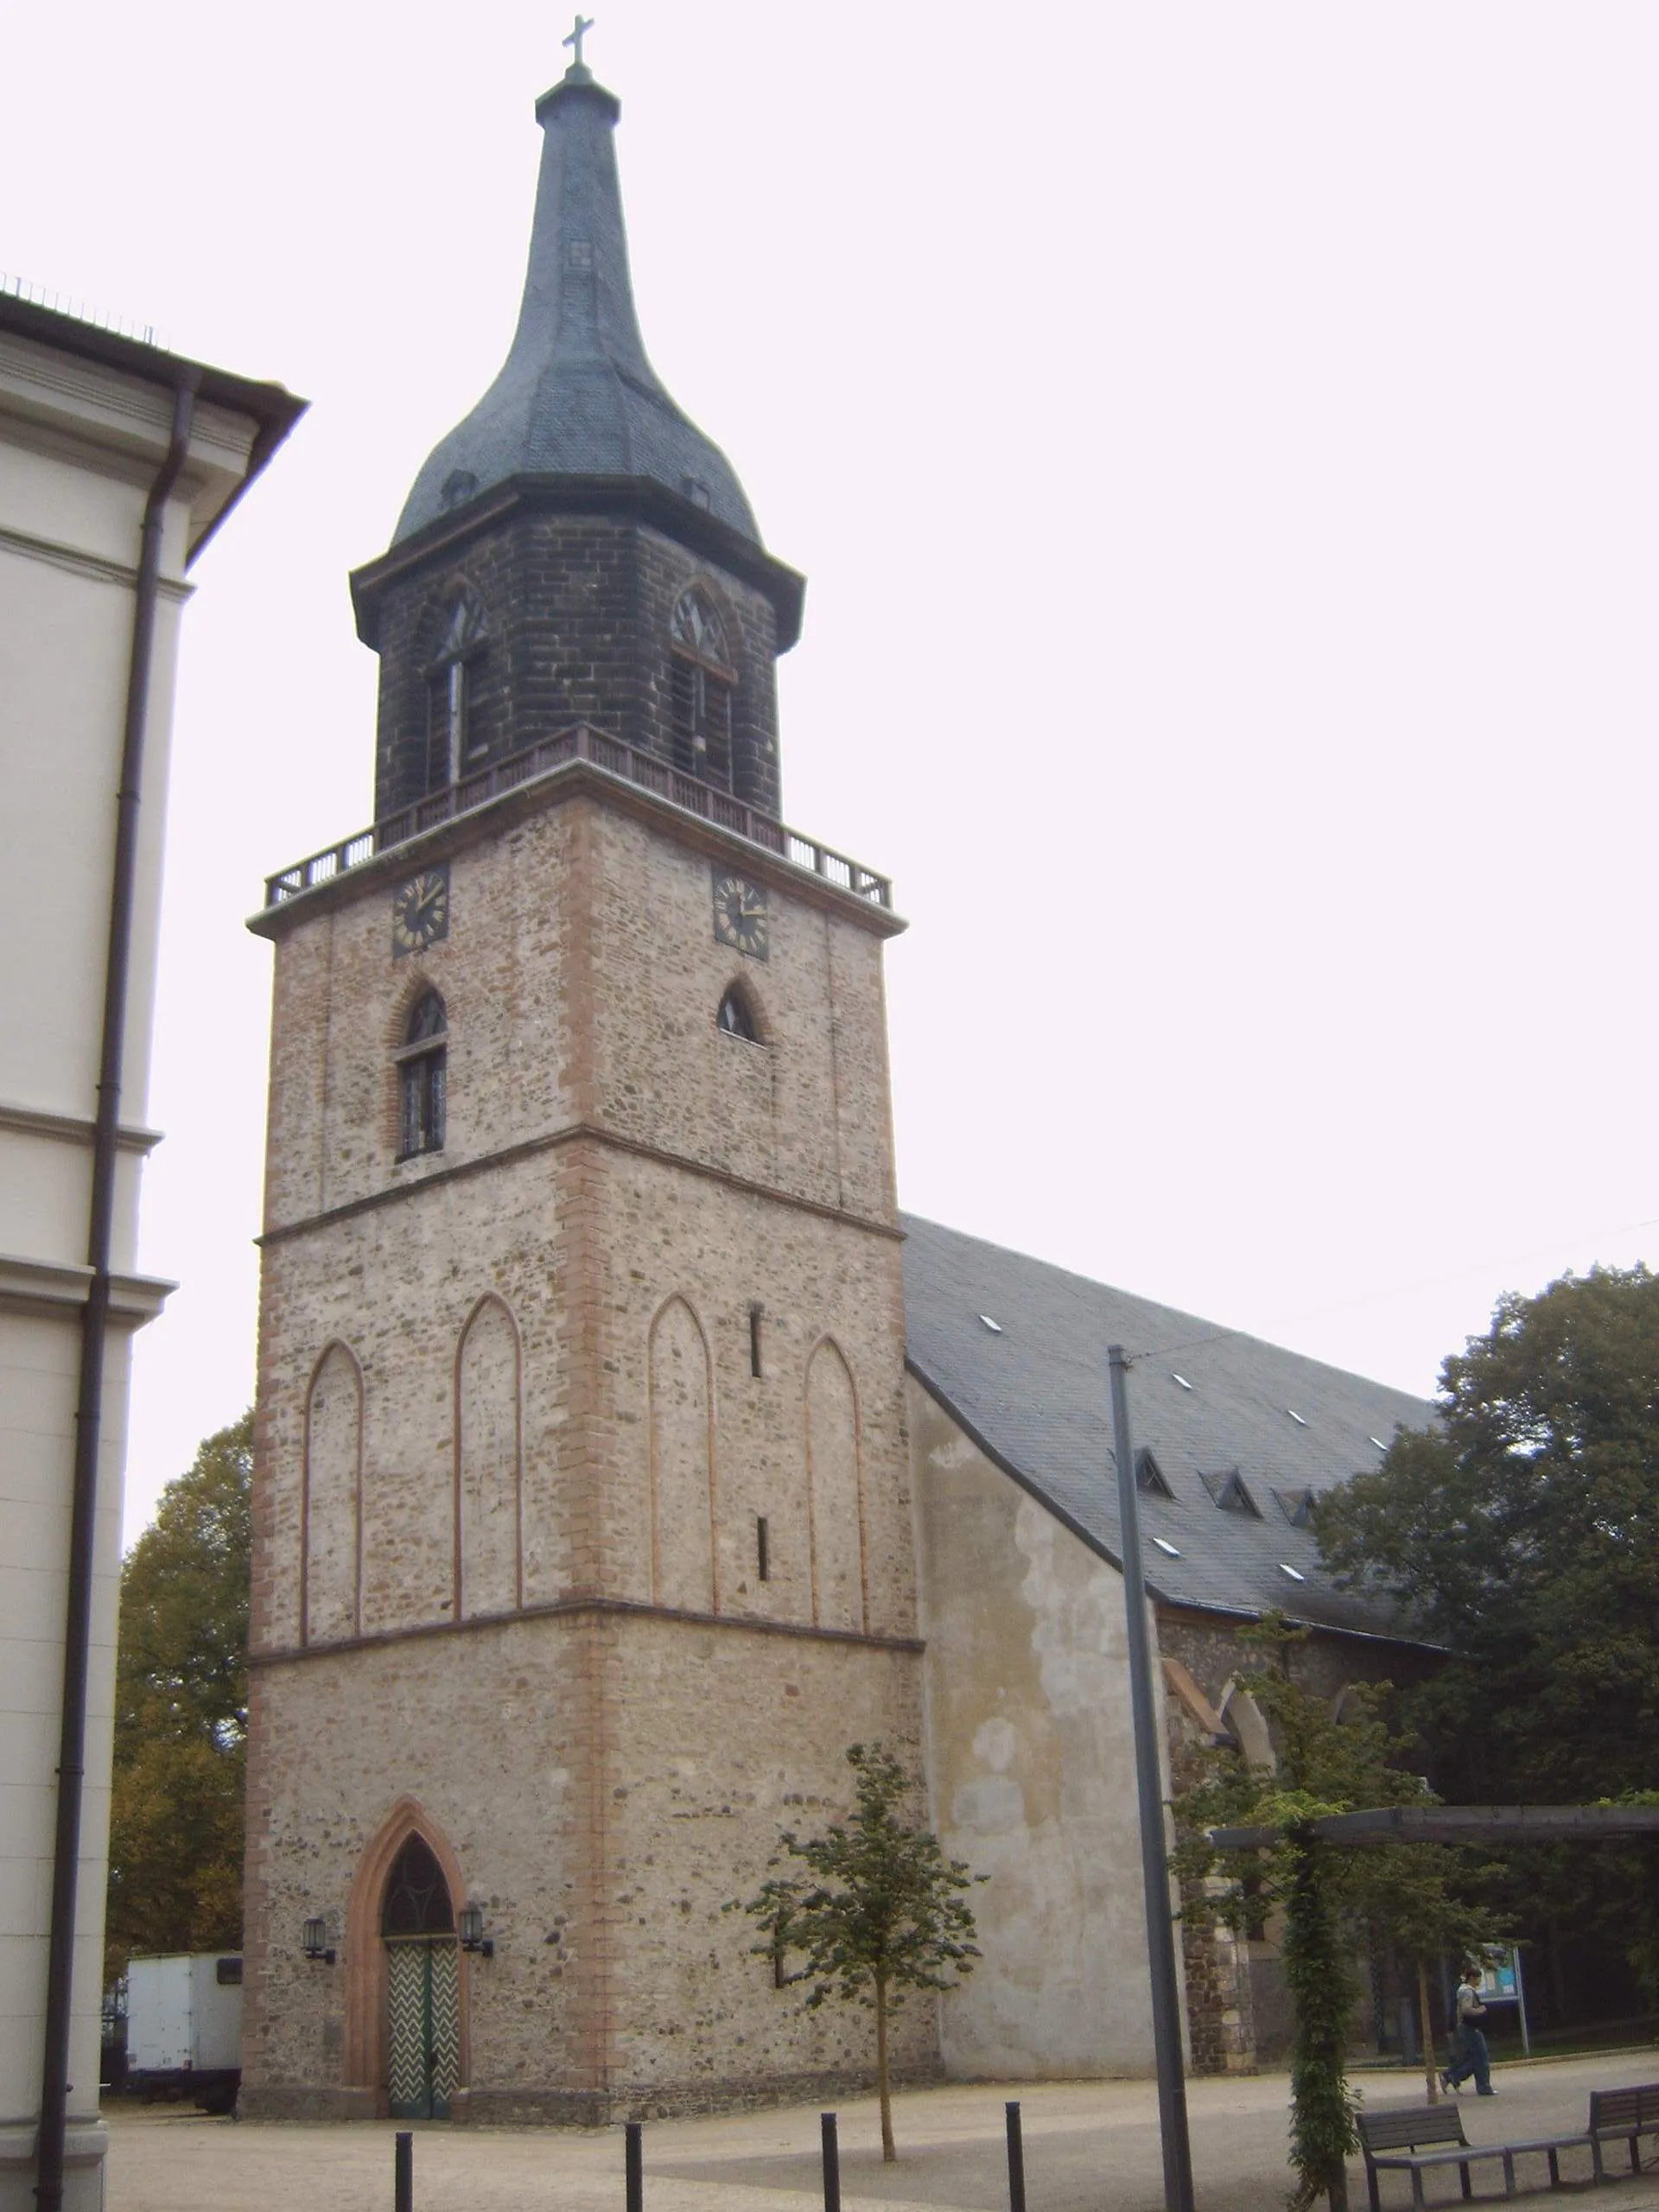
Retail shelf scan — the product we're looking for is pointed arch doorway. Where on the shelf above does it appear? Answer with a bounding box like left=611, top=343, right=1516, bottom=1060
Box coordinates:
left=381, top=1834, right=461, bottom=2120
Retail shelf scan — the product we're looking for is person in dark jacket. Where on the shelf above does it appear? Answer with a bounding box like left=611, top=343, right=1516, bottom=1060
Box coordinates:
left=1442, top=1964, right=1496, bottom=2094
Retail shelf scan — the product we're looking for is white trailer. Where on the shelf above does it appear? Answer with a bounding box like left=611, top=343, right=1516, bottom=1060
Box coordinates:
left=124, top=1953, right=243, bottom=2112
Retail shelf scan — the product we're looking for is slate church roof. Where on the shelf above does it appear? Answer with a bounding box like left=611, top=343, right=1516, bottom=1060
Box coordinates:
left=901, top=1215, right=1434, bottom=1644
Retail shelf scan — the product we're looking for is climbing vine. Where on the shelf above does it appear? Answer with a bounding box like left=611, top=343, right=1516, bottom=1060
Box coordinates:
left=1281, top=1815, right=1360, bottom=2212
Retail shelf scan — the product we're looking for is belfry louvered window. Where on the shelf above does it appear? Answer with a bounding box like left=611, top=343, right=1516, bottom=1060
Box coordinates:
left=425, top=594, right=487, bottom=791
left=397, top=991, right=448, bottom=1160
left=669, top=586, right=734, bottom=788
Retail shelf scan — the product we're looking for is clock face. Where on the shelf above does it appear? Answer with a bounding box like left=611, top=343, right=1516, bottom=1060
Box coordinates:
left=391, top=866, right=450, bottom=957
left=712, top=871, right=768, bottom=961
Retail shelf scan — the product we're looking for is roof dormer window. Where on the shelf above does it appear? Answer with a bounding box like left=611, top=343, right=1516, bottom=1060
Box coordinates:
left=1135, top=1447, right=1174, bottom=1498
left=1201, top=1467, right=1262, bottom=1519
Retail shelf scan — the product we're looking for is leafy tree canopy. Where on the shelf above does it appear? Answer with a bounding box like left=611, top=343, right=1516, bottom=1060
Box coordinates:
left=734, top=1742, right=980, bottom=2162
left=1315, top=1266, right=1659, bottom=1808
left=105, top=1413, right=251, bottom=1983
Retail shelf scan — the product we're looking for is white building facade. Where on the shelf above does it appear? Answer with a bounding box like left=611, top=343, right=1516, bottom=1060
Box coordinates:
left=0, top=291, right=300, bottom=2211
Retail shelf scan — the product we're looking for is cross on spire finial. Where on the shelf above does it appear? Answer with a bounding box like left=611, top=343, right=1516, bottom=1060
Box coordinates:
left=563, top=13, right=594, bottom=68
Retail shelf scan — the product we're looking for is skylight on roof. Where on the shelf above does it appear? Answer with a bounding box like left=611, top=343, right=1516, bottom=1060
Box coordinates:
left=1278, top=1562, right=1306, bottom=1583
left=1368, top=1435, right=1388, bottom=1452
left=978, top=1314, right=1003, bottom=1333
left=1287, top=1408, right=1308, bottom=1427
left=1172, top=1373, right=1193, bottom=1390
left=1152, top=1536, right=1182, bottom=1558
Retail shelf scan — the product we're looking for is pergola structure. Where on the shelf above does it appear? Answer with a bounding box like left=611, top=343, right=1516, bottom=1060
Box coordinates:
left=1211, top=1804, right=1659, bottom=1850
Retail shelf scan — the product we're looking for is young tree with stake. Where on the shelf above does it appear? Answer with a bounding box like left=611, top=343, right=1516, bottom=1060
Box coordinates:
left=734, top=1742, right=981, bottom=2162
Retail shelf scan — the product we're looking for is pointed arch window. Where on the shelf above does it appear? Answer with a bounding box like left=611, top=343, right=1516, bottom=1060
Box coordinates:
left=396, top=990, right=447, bottom=1160
left=669, top=586, right=734, bottom=789
left=716, top=985, right=760, bottom=1041
left=380, top=1834, right=454, bottom=1937
left=426, top=594, right=488, bottom=791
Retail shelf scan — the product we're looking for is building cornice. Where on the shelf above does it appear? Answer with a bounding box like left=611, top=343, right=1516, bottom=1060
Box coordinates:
left=0, top=1252, right=175, bottom=1325
left=0, top=294, right=305, bottom=563
left=0, top=520, right=194, bottom=601
left=258, top=1117, right=905, bottom=1249
left=0, top=1098, right=162, bottom=1154
left=250, top=1592, right=924, bottom=1669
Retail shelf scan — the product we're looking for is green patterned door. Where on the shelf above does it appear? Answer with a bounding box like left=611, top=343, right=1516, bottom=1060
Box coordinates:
left=386, top=1940, right=460, bottom=2119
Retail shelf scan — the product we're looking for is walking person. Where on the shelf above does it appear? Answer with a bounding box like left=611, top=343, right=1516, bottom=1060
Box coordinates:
left=1441, top=1964, right=1496, bottom=2095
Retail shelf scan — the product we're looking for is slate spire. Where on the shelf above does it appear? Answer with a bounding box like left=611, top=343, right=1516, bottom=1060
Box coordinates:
left=394, top=56, right=760, bottom=547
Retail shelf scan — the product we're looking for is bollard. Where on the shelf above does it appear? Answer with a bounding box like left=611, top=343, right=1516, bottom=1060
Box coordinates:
left=625, top=2118, right=643, bottom=2212
left=820, top=2109, right=841, bottom=2212
left=1005, top=2100, right=1027, bottom=2212
left=394, top=2129, right=413, bottom=2212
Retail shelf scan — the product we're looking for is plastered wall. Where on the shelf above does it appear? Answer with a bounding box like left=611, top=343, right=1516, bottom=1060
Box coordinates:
left=909, top=1376, right=1179, bottom=2079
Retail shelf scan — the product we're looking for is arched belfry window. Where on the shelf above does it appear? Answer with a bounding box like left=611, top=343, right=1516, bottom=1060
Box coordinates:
left=669, top=586, right=734, bottom=789
left=396, top=990, right=448, bottom=1160
left=380, top=1834, right=454, bottom=1936
left=426, top=594, right=487, bottom=792
left=717, top=985, right=760, bottom=1042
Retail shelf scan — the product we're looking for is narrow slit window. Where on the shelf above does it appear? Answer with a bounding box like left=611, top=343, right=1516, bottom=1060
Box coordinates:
left=756, top=1515, right=770, bottom=1582
left=749, top=1304, right=763, bottom=1377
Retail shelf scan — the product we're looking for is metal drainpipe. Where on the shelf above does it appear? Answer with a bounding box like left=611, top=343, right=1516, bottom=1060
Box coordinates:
left=35, top=372, right=198, bottom=2212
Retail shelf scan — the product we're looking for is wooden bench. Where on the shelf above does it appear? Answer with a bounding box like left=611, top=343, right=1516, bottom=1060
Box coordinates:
left=1359, top=2105, right=1478, bottom=2211
left=1587, top=2083, right=1659, bottom=2183
left=1361, top=2082, right=1659, bottom=2209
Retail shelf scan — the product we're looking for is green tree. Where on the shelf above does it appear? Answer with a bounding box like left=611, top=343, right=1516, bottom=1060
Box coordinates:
left=1315, top=1267, right=1659, bottom=1995
left=1174, top=1621, right=1495, bottom=2212
left=734, top=1742, right=981, bottom=2162
left=105, top=1414, right=251, bottom=1983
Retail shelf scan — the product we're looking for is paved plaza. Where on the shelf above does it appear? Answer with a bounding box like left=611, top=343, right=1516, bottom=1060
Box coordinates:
left=104, top=2051, right=1659, bottom=2211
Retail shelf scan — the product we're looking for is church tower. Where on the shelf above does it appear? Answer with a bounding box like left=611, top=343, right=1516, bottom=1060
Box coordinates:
left=239, top=45, right=925, bottom=2123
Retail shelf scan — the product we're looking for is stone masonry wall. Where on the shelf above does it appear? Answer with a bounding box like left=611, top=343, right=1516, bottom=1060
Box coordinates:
left=370, top=514, right=781, bottom=819
left=1157, top=1611, right=1440, bottom=2069
left=245, top=777, right=915, bottom=2118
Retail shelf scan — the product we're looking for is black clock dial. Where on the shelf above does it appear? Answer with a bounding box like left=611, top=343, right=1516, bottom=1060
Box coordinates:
left=712, top=871, right=769, bottom=960
left=391, top=866, right=450, bottom=956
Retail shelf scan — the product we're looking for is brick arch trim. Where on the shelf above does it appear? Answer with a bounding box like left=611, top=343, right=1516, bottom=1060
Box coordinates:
left=302, top=1338, right=364, bottom=1646
left=453, top=1291, right=524, bottom=1618
left=343, top=1795, right=472, bottom=2105
left=803, top=1334, right=868, bottom=1633
left=385, top=972, right=450, bottom=1055
left=645, top=1293, right=718, bottom=1611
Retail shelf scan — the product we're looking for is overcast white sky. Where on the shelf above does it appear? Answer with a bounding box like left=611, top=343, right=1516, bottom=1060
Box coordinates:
left=9, top=3, right=1657, bottom=1544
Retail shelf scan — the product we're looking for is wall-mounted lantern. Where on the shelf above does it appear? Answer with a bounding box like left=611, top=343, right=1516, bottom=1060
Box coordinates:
left=457, top=1903, right=494, bottom=1959
left=302, top=1916, right=337, bottom=1966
